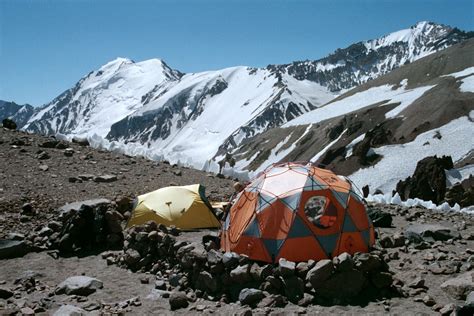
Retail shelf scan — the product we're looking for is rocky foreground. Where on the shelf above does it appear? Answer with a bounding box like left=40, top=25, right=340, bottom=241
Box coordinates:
left=1, top=126, right=474, bottom=315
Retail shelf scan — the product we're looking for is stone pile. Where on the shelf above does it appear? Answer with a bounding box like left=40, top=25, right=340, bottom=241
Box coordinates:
left=106, top=223, right=396, bottom=309
left=1, top=199, right=127, bottom=257
left=106, top=221, right=181, bottom=272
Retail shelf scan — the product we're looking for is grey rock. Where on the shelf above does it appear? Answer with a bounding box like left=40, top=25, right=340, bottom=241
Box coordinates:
left=296, top=262, right=309, bottom=278
left=318, top=269, right=366, bottom=299
left=370, top=271, right=393, bottom=288
left=0, top=239, right=28, bottom=259
left=354, top=253, right=382, bottom=272
left=55, top=276, right=103, bottom=296
left=408, top=277, right=425, bottom=289
left=230, top=264, right=250, bottom=284
left=306, top=259, right=334, bottom=287
left=39, top=164, right=49, bottom=171
left=406, top=224, right=460, bottom=242
left=6, top=232, right=24, bottom=240
left=239, top=288, right=265, bottom=306
left=278, top=258, right=296, bottom=277
left=155, top=280, right=167, bottom=290
left=336, top=252, right=354, bottom=271
left=72, top=137, right=89, bottom=146
left=59, top=198, right=111, bottom=218
left=64, top=148, right=74, bottom=157
left=466, top=291, right=474, bottom=306
left=222, top=251, right=240, bottom=267
left=94, top=174, right=118, bottom=183
left=169, top=291, right=189, bottom=310
left=0, top=287, right=13, bottom=299
left=257, top=294, right=287, bottom=308
left=422, top=295, right=436, bottom=307
left=37, top=151, right=50, bottom=160
left=207, top=249, right=223, bottom=265
left=440, top=272, right=474, bottom=299
left=53, top=304, right=86, bottom=316
left=439, top=303, right=456, bottom=315
left=124, top=249, right=141, bottom=266
left=198, top=271, right=218, bottom=292
left=297, top=292, right=314, bottom=307
left=105, top=210, right=123, bottom=233
left=78, top=174, right=94, bottom=181
left=283, top=276, right=305, bottom=303
left=367, top=207, right=392, bottom=227
left=392, top=232, right=406, bottom=247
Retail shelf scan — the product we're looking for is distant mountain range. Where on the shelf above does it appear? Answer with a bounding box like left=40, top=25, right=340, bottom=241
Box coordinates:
left=1, top=21, right=473, bottom=194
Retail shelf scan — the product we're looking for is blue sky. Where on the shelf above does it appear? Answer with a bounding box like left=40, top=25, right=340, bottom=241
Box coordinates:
left=1, top=0, right=473, bottom=106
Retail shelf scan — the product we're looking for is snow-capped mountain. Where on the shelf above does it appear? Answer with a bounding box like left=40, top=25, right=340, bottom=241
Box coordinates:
left=24, top=58, right=182, bottom=137
left=267, top=21, right=473, bottom=92
left=1, top=21, right=472, bottom=184
left=0, top=101, right=34, bottom=127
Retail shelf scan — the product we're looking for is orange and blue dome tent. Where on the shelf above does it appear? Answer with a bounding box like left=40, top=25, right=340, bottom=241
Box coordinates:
left=220, top=162, right=375, bottom=263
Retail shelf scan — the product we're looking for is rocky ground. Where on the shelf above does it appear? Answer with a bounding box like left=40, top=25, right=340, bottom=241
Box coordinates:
left=1, top=126, right=474, bottom=315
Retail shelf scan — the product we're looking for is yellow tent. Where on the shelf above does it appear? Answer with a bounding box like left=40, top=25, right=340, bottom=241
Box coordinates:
left=126, top=184, right=221, bottom=230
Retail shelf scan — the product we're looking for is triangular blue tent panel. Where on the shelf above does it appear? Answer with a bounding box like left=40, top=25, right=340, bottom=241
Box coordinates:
left=256, top=192, right=277, bottom=213
left=280, top=193, right=301, bottom=212
left=303, top=176, right=327, bottom=191
left=315, top=234, right=339, bottom=257
left=361, top=229, right=371, bottom=247
left=263, top=239, right=285, bottom=258
left=342, top=213, right=359, bottom=232
left=243, top=217, right=261, bottom=237
left=224, top=213, right=231, bottom=230
left=332, top=190, right=349, bottom=209
left=349, top=191, right=362, bottom=203
left=288, top=215, right=313, bottom=238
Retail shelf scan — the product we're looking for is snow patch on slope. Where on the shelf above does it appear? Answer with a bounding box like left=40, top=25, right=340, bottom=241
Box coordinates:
left=285, top=81, right=434, bottom=127
left=348, top=115, right=474, bottom=194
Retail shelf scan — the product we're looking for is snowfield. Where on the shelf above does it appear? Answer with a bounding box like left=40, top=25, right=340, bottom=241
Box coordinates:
left=348, top=115, right=474, bottom=194
left=284, top=81, right=435, bottom=127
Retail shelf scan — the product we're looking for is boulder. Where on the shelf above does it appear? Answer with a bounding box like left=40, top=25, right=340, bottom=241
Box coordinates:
left=440, top=272, right=474, bottom=300
left=370, top=271, right=393, bottom=288
left=207, top=249, right=223, bottom=265
left=0, top=239, right=28, bottom=259
left=59, top=199, right=111, bottom=218
left=396, top=155, right=453, bottom=204
left=230, top=264, right=251, bottom=284
left=239, top=288, right=265, bottom=306
left=197, top=271, right=218, bottom=293
left=72, top=137, right=89, bottom=146
left=366, top=207, right=392, bottom=227
left=408, top=277, right=425, bottom=289
left=39, top=140, right=60, bottom=148
left=466, top=291, right=474, bottom=306
left=296, top=262, right=310, bottom=278
left=317, top=269, right=366, bottom=299
left=354, top=253, right=382, bottom=272
left=2, top=118, right=17, bottom=130
left=53, top=304, right=87, bottom=316
left=56, top=276, right=103, bottom=296
left=306, top=259, right=334, bottom=287
left=94, top=175, right=118, bottom=183
left=283, top=276, right=305, bottom=303
left=0, top=287, right=13, bottom=299
left=222, top=252, right=240, bottom=268
left=405, top=224, right=460, bottom=242
left=335, top=252, right=354, bottom=271
left=278, top=258, right=295, bottom=277
left=124, top=249, right=141, bottom=266
left=169, top=291, right=189, bottom=310
left=439, top=303, right=456, bottom=315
